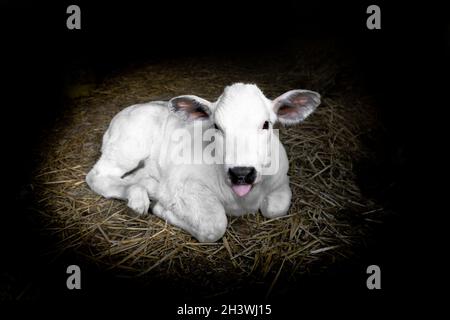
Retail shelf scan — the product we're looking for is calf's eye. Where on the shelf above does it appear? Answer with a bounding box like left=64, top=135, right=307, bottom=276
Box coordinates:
left=262, top=121, right=269, bottom=130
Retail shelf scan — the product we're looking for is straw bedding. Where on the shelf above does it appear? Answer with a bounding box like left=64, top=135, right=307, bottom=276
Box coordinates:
left=31, top=43, right=384, bottom=297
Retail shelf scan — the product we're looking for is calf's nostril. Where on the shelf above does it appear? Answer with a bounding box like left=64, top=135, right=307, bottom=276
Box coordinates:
left=245, top=167, right=257, bottom=184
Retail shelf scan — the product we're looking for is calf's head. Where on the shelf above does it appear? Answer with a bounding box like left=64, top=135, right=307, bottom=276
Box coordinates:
left=168, top=83, right=321, bottom=197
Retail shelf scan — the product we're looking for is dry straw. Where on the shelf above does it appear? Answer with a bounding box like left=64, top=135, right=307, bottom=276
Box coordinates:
left=31, top=43, right=384, bottom=296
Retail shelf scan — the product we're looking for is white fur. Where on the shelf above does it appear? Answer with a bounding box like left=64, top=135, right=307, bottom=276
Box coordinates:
left=86, top=83, right=320, bottom=242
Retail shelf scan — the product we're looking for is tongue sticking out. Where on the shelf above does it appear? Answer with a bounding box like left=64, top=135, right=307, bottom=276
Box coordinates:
left=231, top=184, right=252, bottom=197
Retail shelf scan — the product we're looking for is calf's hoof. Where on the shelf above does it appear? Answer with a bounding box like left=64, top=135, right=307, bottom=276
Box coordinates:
left=126, top=185, right=150, bottom=215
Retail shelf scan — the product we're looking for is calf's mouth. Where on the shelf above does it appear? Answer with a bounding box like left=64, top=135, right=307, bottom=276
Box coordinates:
left=231, top=184, right=253, bottom=197
left=228, top=166, right=257, bottom=197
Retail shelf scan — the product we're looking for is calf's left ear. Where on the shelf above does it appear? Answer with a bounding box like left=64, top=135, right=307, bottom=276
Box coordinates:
left=168, top=95, right=212, bottom=121
left=272, top=89, right=321, bottom=125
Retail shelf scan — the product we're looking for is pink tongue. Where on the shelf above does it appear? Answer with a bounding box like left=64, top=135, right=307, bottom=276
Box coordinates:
left=232, top=184, right=252, bottom=197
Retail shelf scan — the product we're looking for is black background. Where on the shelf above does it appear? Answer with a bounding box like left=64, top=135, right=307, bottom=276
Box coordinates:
left=0, top=0, right=446, bottom=316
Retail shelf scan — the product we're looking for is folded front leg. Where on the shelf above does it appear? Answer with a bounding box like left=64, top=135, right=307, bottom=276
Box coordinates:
left=152, top=180, right=227, bottom=242
left=260, top=182, right=292, bottom=218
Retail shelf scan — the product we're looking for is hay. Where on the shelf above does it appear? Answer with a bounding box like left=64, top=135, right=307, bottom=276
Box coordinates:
left=31, top=43, right=384, bottom=297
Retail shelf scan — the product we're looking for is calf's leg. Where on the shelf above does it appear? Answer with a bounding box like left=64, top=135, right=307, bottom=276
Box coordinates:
left=152, top=180, right=227, bottom=242
left=260, top=182, right=292, bottom=218
left=86, top=157, right=158, bottom=214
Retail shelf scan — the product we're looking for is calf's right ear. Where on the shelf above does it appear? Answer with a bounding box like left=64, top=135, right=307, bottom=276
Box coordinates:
left=168, top=95, right=212, bottom=121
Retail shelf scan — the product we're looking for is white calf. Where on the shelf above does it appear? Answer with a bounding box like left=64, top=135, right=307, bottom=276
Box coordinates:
left=86, top=83, right=321, bottom=242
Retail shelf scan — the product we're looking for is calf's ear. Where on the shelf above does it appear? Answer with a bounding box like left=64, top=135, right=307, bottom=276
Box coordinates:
left=168, top=95, right=212, bottom=121
left=272, top=89, right=321, bottom=125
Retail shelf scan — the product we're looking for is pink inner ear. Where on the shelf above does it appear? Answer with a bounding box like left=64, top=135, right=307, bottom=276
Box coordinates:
left=277, top=105, right=297, bottom=116
left=173, top=97, right=209, bottom=120
left=293, top=96, right=308, bottom=105
left=177, top=101, right=192, bottom=109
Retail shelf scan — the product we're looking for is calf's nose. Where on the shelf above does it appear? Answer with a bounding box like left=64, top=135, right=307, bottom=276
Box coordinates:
left=228, top=166, right=257, bottom=185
